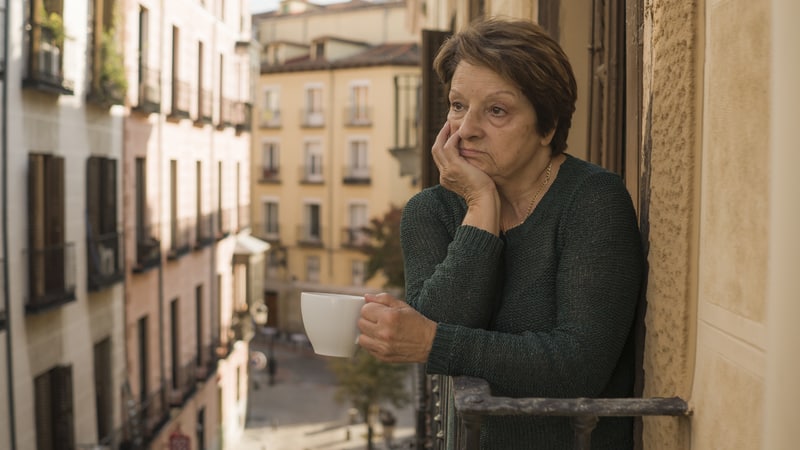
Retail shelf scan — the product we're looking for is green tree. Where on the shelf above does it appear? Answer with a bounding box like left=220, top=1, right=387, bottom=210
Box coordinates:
left=361, top=204, right=405, bottom=291
left=329, top=350, right=410, bottom=450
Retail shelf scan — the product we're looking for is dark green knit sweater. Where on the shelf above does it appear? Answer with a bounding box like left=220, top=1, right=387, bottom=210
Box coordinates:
left=400, top=155, right=644, bottom=449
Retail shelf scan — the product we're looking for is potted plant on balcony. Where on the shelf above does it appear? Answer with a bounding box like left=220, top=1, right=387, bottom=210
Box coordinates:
left=39, top=7, right=66, bottom=46
left=97, top=26, right=127, bottom=105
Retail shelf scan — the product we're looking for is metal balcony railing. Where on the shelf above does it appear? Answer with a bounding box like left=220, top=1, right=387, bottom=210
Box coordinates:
left=25, top=242, right=77, bottom=312
left=217, top=208, right=232, bottom=239
left=260, top=108, right=282, bottom=128
left=233, top=101, right=252, bottom=132
left=195, top=213, right=215, bottom=249
left=23, top=22, right=74, bottom=94
left=341, top=227, right=370, bottom=248
left=135, top=65, right=161, bottom=114
left=429, top=374, right=691, bottom=450
left=218, top=97, right=233, bottom=127
left=196, top=343, right=220, bottom=381
left=297, top=225, right=324, bottom=247
left=300, top=108, right=325, bottom=128
left=196, top=88, right=213, bottom=124
left=259, top=165, right=281, bottom=183
left=167, top=217, right=194, bottom=260
left=342, top=165, right=371, bottom=184
left=344, top=106, right=372, bottom=126
left=87, top=230, right=124, bottom=291
left=169, top=358, right=198, bottom=407
left=251, top=222, right=280, bottom=243
left=169, top=79, right=191, bottom=119
left=133, top=223, right=161, bottom=273
left=299, top=166, right=324, bottom=184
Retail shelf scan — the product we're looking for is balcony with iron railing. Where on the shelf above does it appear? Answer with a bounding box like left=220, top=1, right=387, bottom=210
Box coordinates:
left=167, top=217, right=194, bottom=260
left=134, top=65, right=161, bottom=114
left=23, top=23, right=74, bottom=95
left=25, top=242, right=77, bottom=313
left=299, top=166, right=325, bottom=185
left=120, top=385, right=170, bottom=448
left=427, top=374, right=691, bottom=450
left=260, top=108, right=282, bottom=128
left=195, top=213, right=215, bottom=250
left=133, top=222, right=161, bottom=273
left=195, top=88, right=213, bottom=125
left=300, top=108, right=325, bottom=128
left=238, top=205, right=250, bottom=232
left=169, top=357, right=198, bottom=407
left=251, top=222, right=280, bottom=244
left=168, top=79, right=192, bottom=120
left=87, top=230, right=125, bottom=291
left=258, top=165, right=281, bottom=184
left=218, top=97, right=233, bottom=128
left=342, top=165, right=372, bottom=185
left=196, top=342, right=221, bottom=382
left=217, top=208, right=232, bottom=240
left=297, top=225, right=324, bottom=247
left=344, top=106, right=372, bottom=127
left=233, top=101, right=252, bottom=133
left=341, top=226, right=370, bottom=249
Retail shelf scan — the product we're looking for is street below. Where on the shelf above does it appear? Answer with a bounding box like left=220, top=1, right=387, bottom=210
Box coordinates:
left=240, top=334, right=416, bottom=450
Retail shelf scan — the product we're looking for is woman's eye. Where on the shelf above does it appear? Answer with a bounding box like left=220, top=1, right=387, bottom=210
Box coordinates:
left=490, top=106, right=506, bottom=116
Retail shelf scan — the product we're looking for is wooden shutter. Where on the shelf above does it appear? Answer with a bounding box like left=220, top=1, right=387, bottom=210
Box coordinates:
left=101, top=158, right=117, bottom=234
left=45, top=155, right=65, bottom=293
left=53, top=366, right=75, bottom=449
left=87, top=156, right=102, bottom=239
left=420, top=29, right=451, bottom=189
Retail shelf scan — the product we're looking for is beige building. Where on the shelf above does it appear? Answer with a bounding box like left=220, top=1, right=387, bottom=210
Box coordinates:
left=120, top=0, right=260, bottom=449
left=1, top=0, right=262, bottom=449
left=251, top=0, right=420, bottom=334
left=409, top=0, right=800, bottom=449
left=0, top=0, right=127, bottom=448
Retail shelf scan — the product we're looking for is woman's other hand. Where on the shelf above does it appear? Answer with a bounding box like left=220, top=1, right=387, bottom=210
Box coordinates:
left=357, top=292, right=436, bottom=363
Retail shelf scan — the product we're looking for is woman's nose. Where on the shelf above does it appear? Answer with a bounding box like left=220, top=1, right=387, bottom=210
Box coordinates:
left=456, top=109, right=482, bottom=139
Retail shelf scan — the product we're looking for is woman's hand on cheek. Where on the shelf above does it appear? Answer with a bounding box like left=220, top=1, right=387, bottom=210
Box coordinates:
left=357, top=293, right=437, bottom=363
left=432, top=122, right=495, bottom=205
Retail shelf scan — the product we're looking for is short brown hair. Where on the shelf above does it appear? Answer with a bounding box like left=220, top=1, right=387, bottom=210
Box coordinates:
left=433, top=17, right=578, bottom=155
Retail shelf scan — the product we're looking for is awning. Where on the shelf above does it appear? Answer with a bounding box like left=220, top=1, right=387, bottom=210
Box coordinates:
left=233, top=233, right=271, bottom=255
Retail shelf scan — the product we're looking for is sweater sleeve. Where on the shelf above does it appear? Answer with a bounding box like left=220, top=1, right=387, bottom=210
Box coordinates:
left=422, top=172, right=644, bottom=398
left=400, top=188, right=505, bottom=328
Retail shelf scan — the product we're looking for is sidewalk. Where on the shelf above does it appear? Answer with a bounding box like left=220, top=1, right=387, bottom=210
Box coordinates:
left=239, top=337, right=416, bottom=450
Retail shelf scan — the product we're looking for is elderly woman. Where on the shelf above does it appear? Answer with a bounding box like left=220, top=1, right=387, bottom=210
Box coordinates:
left=357, top=17, right=643, bottom=449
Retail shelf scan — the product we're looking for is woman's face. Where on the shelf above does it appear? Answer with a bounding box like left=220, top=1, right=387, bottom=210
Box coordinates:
left=447, top=61, right=552, bottom=182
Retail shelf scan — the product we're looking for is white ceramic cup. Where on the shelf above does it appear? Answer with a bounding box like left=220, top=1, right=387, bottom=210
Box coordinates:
left=301, top=292, right=365, bottom=357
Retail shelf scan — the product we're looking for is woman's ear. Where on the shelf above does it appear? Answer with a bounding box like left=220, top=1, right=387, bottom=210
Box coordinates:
left=541, top=124, right=557, bottom=147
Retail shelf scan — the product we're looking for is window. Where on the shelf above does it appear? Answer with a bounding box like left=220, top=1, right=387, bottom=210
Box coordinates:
left=260, top=141, right=280, bottom=181
left=352, top=260, right=366, bottom=286
left=87, top=156, right=122, bottom=290
left=261, top=200, right=279, bottom=240
left=169, top=160, right=190, bottom=258
left=302, top=203, right=322, bottom=244
left=88, top=0, right=124, bottom=105
left=196, top=285, right=204, bottom=369
left=136, top=6, right=160, bottom=112
left=34, top=365, right=75, bottom=450
left=346, top=202, right=369, bottom=247
left=137, top=316, right=149, bottom=404
left=260, top=87, right=281, bottom=128
left=170, top=298, right=180, bottom=391
left=93, top=338, right=112, bottom=443
left=306, top=255, right=320, bottom=283
left=303, top=85, right=324, bottom=127
left=170, top=26, right=190, bottom=118
left=348, top=83, right=371, bottom=125
left=28, top=153, right=75, bottom=311
left=345, top=139, right=370, bottom=183
left=24, top=0, right=73, bottom=94
left=134, top=157, right=160, bottom=272
left=197, top=41, right=212, bottom=123
left=303, top=141, right=323, bottom=183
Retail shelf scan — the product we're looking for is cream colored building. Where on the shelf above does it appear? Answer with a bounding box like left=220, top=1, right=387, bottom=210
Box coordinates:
left=120, top=0, right=259, bottom=449
left=251, top=0, right=420, bottom=334
left=0, top=0, right=126, bottom=448
left=411, top=0, right=800, bottom=449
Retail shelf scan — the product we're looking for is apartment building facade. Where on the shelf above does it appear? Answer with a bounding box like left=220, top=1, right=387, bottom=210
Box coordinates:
left=121, top=0, right=258, bottom=449
left=251, top=0, right=421, bottom=334
left=0, top=0, right=127, bottom=448
left=0, top=0, right=261, bottom=449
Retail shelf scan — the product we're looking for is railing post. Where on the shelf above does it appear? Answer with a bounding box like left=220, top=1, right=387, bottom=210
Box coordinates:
left=571, top=415, right=598, bottom=450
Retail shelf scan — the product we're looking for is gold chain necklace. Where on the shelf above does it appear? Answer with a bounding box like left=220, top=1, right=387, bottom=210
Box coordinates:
left=502, top=160, right=553, bottom=232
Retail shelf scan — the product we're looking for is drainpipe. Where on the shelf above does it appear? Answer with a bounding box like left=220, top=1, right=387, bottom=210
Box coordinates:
left=2, top=0, right=17, bottom=448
